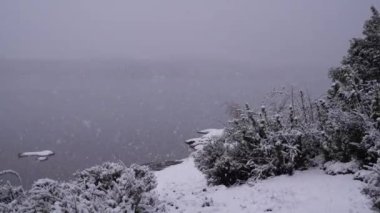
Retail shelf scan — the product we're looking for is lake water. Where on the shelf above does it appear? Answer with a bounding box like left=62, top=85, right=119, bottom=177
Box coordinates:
left=0, top=59, right=329, bottom=187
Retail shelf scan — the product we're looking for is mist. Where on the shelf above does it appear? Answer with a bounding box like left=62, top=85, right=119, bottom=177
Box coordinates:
left=0, top=1, right=379, bottom=187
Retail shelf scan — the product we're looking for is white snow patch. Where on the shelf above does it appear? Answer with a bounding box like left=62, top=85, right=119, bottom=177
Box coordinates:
left=18, top=150, right=55, bottom=161
left=155, top=158, right=374, bottom=213
left=37, top=156, right=48, bottom=161
left=323, top=160, right=360, bottom=175
left=18, top=150, right=54, bottom=157
left=185, top=129, right=224, bottom=150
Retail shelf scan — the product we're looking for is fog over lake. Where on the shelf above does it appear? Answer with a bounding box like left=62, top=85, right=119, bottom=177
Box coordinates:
left=0, top=59, right=329, bottom=186
left=0, top=0, right=379, bottom=187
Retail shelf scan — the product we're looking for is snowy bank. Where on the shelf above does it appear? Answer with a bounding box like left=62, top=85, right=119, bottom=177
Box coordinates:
left=155, top=158, right=374, bottom=213
left=185, top=129, right=224, bottom=150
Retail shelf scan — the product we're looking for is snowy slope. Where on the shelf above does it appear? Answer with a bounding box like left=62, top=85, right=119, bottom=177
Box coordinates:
left=155, top=158, right=374, bottom=213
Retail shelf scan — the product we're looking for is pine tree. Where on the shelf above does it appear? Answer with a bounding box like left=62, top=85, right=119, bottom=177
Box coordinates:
left=324, top=7, right=380, bottom=208
left=330, top=6, right=380, bottom=84
left=327, top=6, right=380, bottom=119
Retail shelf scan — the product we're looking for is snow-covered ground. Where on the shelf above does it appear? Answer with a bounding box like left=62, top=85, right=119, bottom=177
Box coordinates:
left=155, top=158, right=374, bottom=213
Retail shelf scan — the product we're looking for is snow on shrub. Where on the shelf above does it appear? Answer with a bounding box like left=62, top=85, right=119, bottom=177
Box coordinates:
left=322, top=160, right=360, bottom=175
left=318, top=108, right=368, bottom=163
left=10, top=179, right=81, bottom=212
left=363, top=160, right=380, bottom=210
left=1, top=162, right=160, bottom=212
left=194, top=101, right=322, bottom=186
left=354, top=169, right=376, bottom=183
left=72, top=162, right=158, bottom=212
left=0, top=169, right=24, bottom=212
left=326, top=6, right=380, bottom=209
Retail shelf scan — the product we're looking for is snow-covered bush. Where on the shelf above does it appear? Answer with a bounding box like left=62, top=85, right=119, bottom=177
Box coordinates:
left=322, top=6, right=380, bottom=209
left=1, top=162, right=160, bottom=212
left=354, top=170, right=376, bottom=183
left=362, top=126, right=380, bottom=162
left=322, top=160, right=360, bottom=175
left=318, top=107, right=369, bottom=163
left=9, top=179, right=80, bottom=212
left=0, top=169, right=24, bottom=213
left=328, top=6, right=380, bottom=119
left=194, top=101, right=321, bottom=186
left=330, top=6, right=380, bottom=85
left=0, top=182, right=23, bottom=212
left=194, top=7, right=380, bottom=192
left=363, top=160, right=380, bottom=210
left=322, top=6, right=380, bottom=165
left=74, top=162, right=158, bottom=212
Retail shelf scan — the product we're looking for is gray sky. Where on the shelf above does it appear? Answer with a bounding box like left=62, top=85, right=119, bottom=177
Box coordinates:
left=0, top=1, right=379, bottom=62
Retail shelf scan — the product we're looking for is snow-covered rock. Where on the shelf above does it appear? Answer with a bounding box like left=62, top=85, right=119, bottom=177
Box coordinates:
left=155, top=158, right=374, bottom=213
left=18, top=150, right=55, bottom=161
left=185, top=129, right=224, bottom=150
left=323, top=160, right=360, bottom=175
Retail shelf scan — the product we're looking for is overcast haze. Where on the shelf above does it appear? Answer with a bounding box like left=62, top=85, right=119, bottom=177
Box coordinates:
left=1, top=1, right=380, bottom=187
left=0, top=1, right=379, bottom=62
